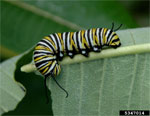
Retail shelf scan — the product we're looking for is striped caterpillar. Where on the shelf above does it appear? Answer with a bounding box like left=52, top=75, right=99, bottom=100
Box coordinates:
left=33, top=23, right=122, bottom=102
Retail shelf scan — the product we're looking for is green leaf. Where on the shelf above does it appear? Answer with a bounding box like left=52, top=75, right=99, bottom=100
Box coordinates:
left=0, top=27, right=150, bottom=115
left=22, top=1, right=137, bottom=28
left=0, top=55, right=25, bottom=115
left=1, top=0, right=148, bottom=115
left=1, top=0, right=137, bottom=59
left=1, top=49, right=53, bottom=115
left=47, top=28, right=150, bottom=116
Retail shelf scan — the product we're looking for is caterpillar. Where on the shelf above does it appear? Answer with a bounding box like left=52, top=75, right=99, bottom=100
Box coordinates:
left=33, top=23, right=122, bottom=103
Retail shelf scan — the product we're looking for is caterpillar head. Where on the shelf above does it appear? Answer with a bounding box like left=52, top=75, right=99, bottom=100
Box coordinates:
left=51, top=63, right=61, bottom=77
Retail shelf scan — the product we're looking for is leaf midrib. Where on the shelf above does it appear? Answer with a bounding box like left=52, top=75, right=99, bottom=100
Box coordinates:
left=2, top=0, right=84, bottom=58
left=4, top=0, right=83, bottom=30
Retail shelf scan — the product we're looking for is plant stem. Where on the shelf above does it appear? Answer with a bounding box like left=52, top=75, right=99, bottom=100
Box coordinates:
left=21, top=43, right=150, bottom=73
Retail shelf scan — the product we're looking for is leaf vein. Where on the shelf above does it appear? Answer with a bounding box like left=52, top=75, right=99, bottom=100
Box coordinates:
left=98, top=59, right=106, bottom=115
left=78, top=63, right=84, bottom=116
left=127, top=54, right=138, bottom=109
left=0, top=87, right=21, bottom=101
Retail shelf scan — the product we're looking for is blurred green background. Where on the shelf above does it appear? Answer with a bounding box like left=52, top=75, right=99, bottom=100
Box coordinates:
left=1, top=0, right=149, bottom=62
left=1, top=0, right=149, bottom=115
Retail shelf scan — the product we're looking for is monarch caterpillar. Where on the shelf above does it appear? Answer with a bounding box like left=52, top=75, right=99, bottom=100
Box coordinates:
left=33, top=23, right=122, bottom=103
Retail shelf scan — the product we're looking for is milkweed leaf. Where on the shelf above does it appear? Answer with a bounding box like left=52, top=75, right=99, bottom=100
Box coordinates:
left=0, top=55, right=25, bottom=115
left=47, top=27, right=150, bottom=116
left=0, top=28, right=149, bottom=116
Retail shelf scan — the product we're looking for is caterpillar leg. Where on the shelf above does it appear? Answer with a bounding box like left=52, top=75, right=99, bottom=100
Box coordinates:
left=57, top=51, right=64, bottom=61
left=81, top=49, right=89, bottom=57
left=92, top=46, right=101, bottom=52
left=68, top=52, right=74, bottom=59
